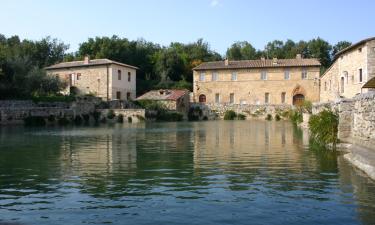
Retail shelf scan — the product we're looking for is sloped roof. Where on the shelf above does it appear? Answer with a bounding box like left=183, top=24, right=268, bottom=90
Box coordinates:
left=334, top=37, right=375, bottom=60
left=193, top=58, right=321, bottom=71
left=45, top=59, right=138, bottom=70
left=136, top=89, right=189, bottom=101
left=363, top=77, right=375, bottom=89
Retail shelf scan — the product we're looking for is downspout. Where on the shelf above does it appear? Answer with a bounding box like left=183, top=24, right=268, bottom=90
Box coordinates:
left=106, top=65, right=109, bottom=101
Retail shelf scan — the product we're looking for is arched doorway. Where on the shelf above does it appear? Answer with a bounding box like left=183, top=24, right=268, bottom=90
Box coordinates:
left=293, top=94, right=305, bottom=106
left=199, top=94, right=206, bottom=103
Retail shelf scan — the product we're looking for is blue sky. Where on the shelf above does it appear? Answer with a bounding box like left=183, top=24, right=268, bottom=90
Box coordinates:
left=1, top=0, right=374, bottom=55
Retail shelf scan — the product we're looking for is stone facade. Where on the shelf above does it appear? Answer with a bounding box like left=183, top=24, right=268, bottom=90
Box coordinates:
left=99, top=109, right=146, bottom=123
left=313, top=92, right=375, bottom=148
left=320, top=38, right=375, bottom=102
left=193, top=57, right=320, bottom=106
left=46, top=57, right=137, bottom=101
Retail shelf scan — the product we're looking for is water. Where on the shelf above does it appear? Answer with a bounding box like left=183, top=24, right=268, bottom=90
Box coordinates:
left=0, top=121, right=374, bottom=225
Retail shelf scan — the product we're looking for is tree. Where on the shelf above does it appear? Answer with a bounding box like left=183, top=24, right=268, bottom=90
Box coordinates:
left=226, top=41, right=257, bottom=60
left=306, top=38, right=332, bottom=69
left=332, top=41, right=352, bottom=56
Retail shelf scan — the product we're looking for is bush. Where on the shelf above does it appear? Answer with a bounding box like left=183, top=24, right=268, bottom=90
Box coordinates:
left=58, top=117, right=70, bottom=126
left=128, top=117, right=133, bottom=123
left=92, top=111, right=101, bottom=123
left=237, top=113, right=246, bottom=120
left=136, top=115, right=145, bottom=121
left=224, top=110, right=237, bottom=120
left=275, top=114, right=281, bottom=121
left=188, top=106, right=202, bottom=121
left=32, top=94, right=75, bottom=103
left=24, top=116, right=46, bottom=126
left=289, top=110, right=303, bottom=124
left=82, top=114, right=90, bottom=123
left=47, top=115, right=56, bottom=122
left=158, top=112, right=183, bottom=122
left=117, top=114, right=124, bottom=123
left=107, top=110, right=115, bottom=119
left=309, top=110, right=339, bottom=149
left=266, top=114, right=273, bottom=121
left=74, top=115, right=83, bottom=125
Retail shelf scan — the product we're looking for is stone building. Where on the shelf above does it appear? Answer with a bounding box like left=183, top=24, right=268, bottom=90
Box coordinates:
left=193, top=55, right=321, bottom=106
left=136, top=89, right=190, bottom=115
left=45, top=56, right=138, bottom=101
left=320, top=37, right=375, bottom=102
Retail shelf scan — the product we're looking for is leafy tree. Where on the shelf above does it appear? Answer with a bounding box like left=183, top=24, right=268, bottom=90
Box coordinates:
left=226, top=41, right=257, bottom=60
left=332, top=41, right=352, bottom=56
left=306, top=37, right=332, bottom=70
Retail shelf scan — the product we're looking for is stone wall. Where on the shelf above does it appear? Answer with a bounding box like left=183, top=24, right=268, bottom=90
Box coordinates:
left=193, top=103, right=292, bottom=119
left=313, top=92, right=375, bottom=147
left=99, top=109, right=145, bottom=123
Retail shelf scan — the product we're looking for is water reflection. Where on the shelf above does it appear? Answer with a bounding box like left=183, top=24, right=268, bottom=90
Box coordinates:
left=0, top=122, right=374, bottom=225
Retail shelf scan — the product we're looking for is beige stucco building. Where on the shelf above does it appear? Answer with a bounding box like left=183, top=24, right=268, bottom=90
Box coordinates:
left=45, top=56, right=138, bottom=100
left=193, top=55, right=321, bottom=106
left=320, top=37, right=375, bottom=102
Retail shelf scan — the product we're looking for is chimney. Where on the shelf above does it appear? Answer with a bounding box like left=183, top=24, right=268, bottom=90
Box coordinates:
left=84, top=55, right=90, bottom=64
left=272, top=57, right=278, bottom=65
left=224, top=58, right=229, bottom=66
left=296, top=54, right=302, bottom=59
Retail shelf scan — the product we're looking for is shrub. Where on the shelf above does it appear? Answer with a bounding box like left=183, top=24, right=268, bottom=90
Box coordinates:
left=117, top=114, right=124, bottom=123
left=47, top=115, right=56, bottom=122
left=82, top=114, right=90, bottom=123
left=224, top=110, right=237, bottom=120
left=237, top=113, right=246, bottom=120
left=188, top=106, right=202, bottom=121
left=58, top=117, right=70, bottom=126
left=107, top=110, right=115, bottom=119
left=74, top=115, right=83, bottom=125
left=202, top=116, right=208, bottom=121
left=128, top=117, right=133, bottom=123
left=136, top=115, right=145, bottom=121
left=266, top=114, right=273, bottom=121
left=158, top=112, right=183, bottom=122
left=289, top=110, right=303, bottom=124
left=309, top=110, right=339, bottom=149
left=275, top=114, right=281, bottom=121
left=24, top=116, right=46, bottom=126
left=92, top=111, right=101, bottom=123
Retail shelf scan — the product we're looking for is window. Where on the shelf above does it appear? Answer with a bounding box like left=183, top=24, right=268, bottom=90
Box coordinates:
left=329, top=80, right=332, bottom=90
left=116, top=91, right=121, bottom=100
left=324, top=82, right=327, bottom=91
left=301, top=68, right=307, bottom=79
left=261, top=70, right=267, bottom=80
left=199, top=73, right=205, bottom=81
left=344, top=71, right=348, bottom=84
left=215, top=93, right=220, bottom=103
left=281, top=92, right=286, bottom=104
left=340, top=77, right=345, bottom=93
left=229, top=93, right=234, bottom=104
left=358, top=48, right=362, bottom=53
left=118, top=70, right=122, bottom=80
left=128, top=72, right=131, bottom=82
left=284, top=70, right=290, bottom=80
left=231, top=72, right=237, bottom=81
left=127, top=92, right=131, bottom=100
left=265, top=93, right=269, bottom=104
left=199, top=94, right=206, bottom=103
left=77, top=73, right=81, bottom=80
left=359, top=68, right=363, bottom=83
left=212, top=72, right=218, bottom=81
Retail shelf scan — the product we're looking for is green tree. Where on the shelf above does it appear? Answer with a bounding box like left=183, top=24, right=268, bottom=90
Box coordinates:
left=226, top=41, right=257, bottom=60
left=332, top=41, right=352, bottom=56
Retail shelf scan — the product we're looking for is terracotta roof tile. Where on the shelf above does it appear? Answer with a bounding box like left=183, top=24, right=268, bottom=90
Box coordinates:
left=45, top=59, right=138, bottom=70
left=193, top=58, right=321, bottom=70
left=136, top=89, right=189, bottom=101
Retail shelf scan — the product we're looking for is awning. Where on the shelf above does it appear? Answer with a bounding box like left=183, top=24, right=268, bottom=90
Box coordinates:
left=363, top=77, right=375, bottom=88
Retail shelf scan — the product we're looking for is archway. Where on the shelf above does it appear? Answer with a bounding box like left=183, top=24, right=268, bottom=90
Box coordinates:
left=198, top=94, right=206, bottom=103
left=293, top=94, right=305, bottom=106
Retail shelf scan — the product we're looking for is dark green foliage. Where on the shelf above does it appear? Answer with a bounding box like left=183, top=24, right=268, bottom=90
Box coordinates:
left=332, top=41, right=352, bottom=56
left=309, top=110, right=339, bottom=149
left=275, top=114, right=281, bottom=121
left=226, top=41, right=259, bottom=60
left=188, top=106, right=203, bottom=121
left=82, top=114, right=90, bottom=123
left=237, top=113, right=246, bottom=120
left=127, top=117, right=132, bottom=123
left=100, top=117, right=107, bottom=123
left=47, top=115, right=55, bottom=122
left=92, top=111, right=101, bottom=123
left=74, top=115, right=83, bottom=125
left=58, top=117, right=70, bottom=126
left=289, top=110, right=303, bottom=124
left=136, top=115, right=145, bottom=121
left=31, top=95, right=75, bottom=103
left=24, top=116, right=46, bottom=126
left=224, top=110, right=237, bottom=120
left=158, top=112, right=183, bottom=122
left=107, top=110, right=115, bottom=119
left=117, top=114, right=124, bottom=123
left=266, top=114, right=273, bottom=121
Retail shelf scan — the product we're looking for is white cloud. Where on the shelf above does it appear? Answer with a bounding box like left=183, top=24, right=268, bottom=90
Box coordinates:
left=210, top=0, right=220, bottom=7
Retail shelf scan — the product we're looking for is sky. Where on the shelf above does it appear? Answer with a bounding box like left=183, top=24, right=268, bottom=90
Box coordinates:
left=1, top=0, right=374, bottom=55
